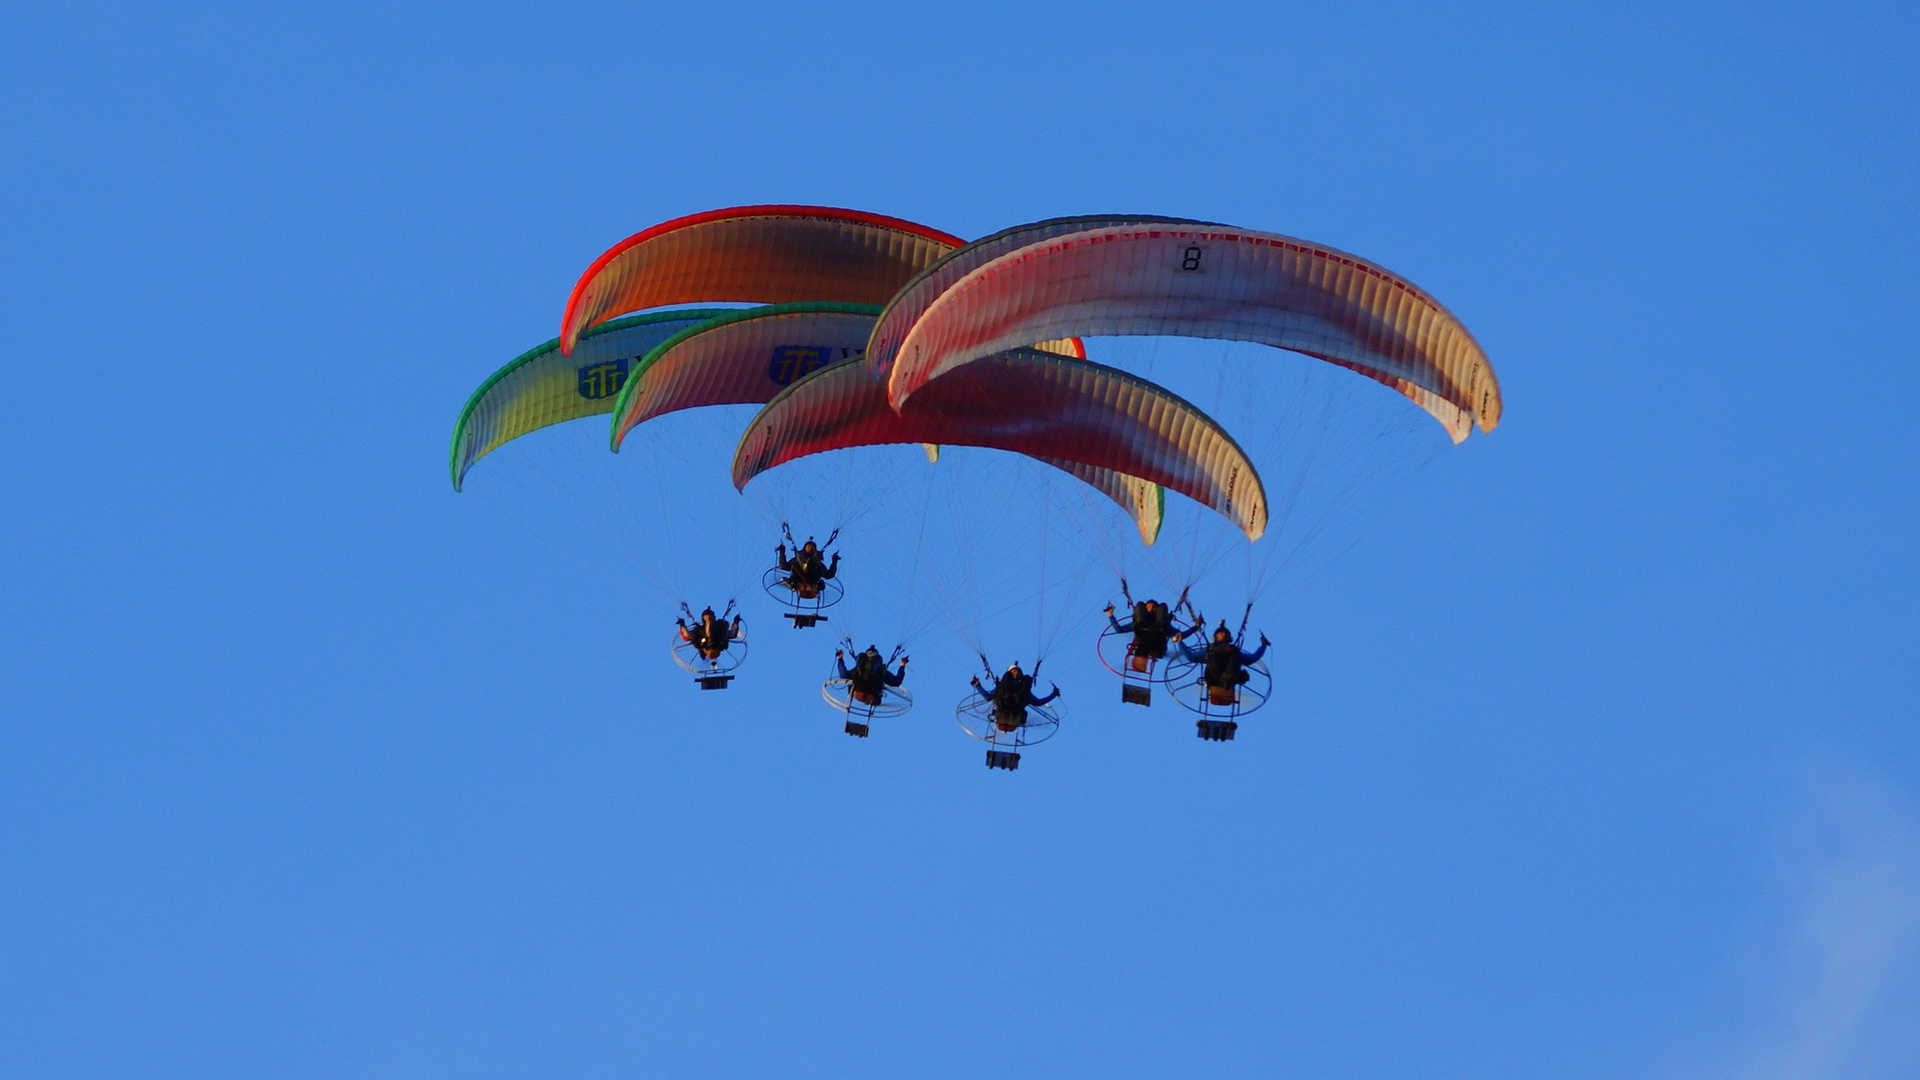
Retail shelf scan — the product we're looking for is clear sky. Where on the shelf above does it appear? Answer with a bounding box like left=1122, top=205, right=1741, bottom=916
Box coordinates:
left=5, top=3, right=1917, bottom=1077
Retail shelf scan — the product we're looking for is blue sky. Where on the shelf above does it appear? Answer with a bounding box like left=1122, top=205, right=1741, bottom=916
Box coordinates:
left=4, top=3, right=1917, bottom=1077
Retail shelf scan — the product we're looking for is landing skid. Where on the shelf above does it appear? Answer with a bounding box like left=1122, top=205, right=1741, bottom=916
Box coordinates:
left=1195, top=719, right=1237, bottom=741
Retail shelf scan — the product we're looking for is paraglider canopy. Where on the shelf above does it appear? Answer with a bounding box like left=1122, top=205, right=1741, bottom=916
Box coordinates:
left=562, top=205, right=964, bottom=354
left=882, top=220, right=1501, bottom=442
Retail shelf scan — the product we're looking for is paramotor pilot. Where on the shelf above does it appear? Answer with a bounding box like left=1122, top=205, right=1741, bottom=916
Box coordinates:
left=1178, top=620, right=1269, bottom=693
left=678, top=605, right=743, bottom=661
left=775, top=537, right=839, bottom=599
left=836, top=645, right=908, bottom=706
left=970, top=663, right=1061, bottom=732
left=1106, top=599, right=1184, bottom=662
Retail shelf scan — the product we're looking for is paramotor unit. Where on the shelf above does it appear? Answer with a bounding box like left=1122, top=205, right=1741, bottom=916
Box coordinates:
left=1164, top=658, right=1270, bottom=740
left=1162, top=611, right=1271, bottom=738
left=672, top=602, right=747, bottom=690
left=955, top=696, right=1061, bottom=771
left=765, top=523, right=844, bottom=629
left=957, top=659, right=1063, bottom=771
left=822, top=641, right=912, bottom=738
left=1095, top=583, right=1196, bottom=706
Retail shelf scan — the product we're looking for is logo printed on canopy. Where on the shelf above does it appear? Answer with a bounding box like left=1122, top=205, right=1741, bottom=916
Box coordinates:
left=576, top=358, right=630, bottom=400
left=767, top=346, right=836, bottom=387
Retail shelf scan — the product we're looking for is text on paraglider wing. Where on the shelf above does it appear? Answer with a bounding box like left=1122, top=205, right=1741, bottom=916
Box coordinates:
left=767, top=345, right=836, bottom=386
left=576, top=358, right=630, bottom=400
